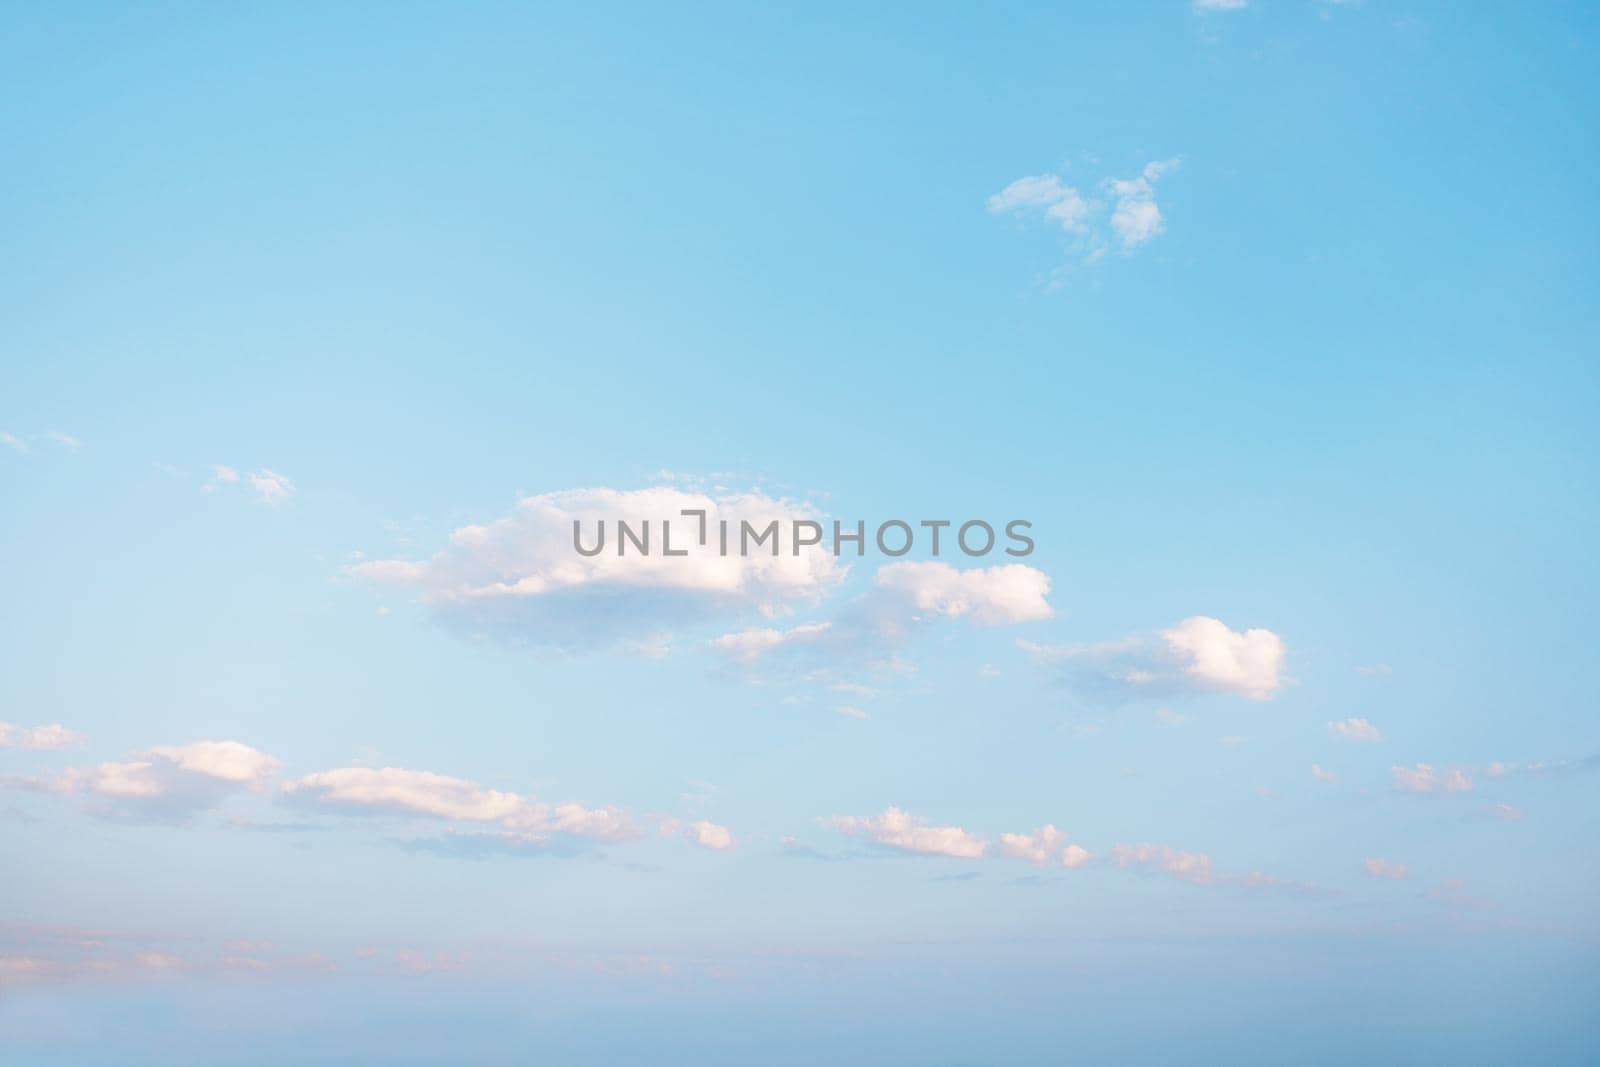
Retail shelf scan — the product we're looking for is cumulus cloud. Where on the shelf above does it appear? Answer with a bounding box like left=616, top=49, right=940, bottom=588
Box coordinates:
left=1391, top=763, right=1473, bottom=794
left=686, top=820, right=734, bottom=850
left=1310, top=763, right=1338, bottom=783
left=714, top=561, right=1052, bottom=677
left=48, top=740, right=281, bottom=820
left=1020, top=615, right=1285, bottom=703
left=0, top=722, right=86, bottom=750
left=282, top=766, right=636, bottom=842
left=831, top=806, right=987, bottom=859
left=351, top=486, right=842, bottom=651
left=998, top=824, right=1092, bottom=868
left=1060, top=844, right=1093, bottom=868
left=1109, top=843, right=1214, bottom=885
left=1363, top=857, right=1409, bottom=880
left=1327, top=717, right=1382, bottom=742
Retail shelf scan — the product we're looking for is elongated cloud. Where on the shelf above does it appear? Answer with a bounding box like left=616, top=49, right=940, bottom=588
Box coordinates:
left=0, top=722, right=86, bottom=750
left=998, top=824, right=1091, bottom=868
left=1364, top=857, right=1410, bottom=880
left=1021, top=615, right=1285, bottom=703
left=1110, top=843, right=1214, bottom=885
left=714, top=561, right=1052, bottom=675
left=46, top=740, right=281, bottom=820
left=1391, top=763, right=1473, bottom=794
left=282, top=766, right=637, bottom=842
left=351, top=486, right=842, bottom=650
left=831, top=806, right=987, bottom=859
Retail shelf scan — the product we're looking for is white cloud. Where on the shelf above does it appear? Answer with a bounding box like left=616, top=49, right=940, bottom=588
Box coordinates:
left=147, top=740, right=281, bottom=783
left=51, top=740, right=280, bottom=819
left=1194, top=0, right=1248, bottom=10
left=44, top=431, right=82, bottom=451
left=1327, top=717, right=1382, bottom=742
left=873, top=561, right=1053, bottom=625
left=247, top=469, right=295, bottom=505
left=0, top=431, right=28, bottom=454
left=351, top=486, right=842, bottom=651
left=835, top=705, right=868, bottom=720
left=831, top=806, right=987, bottom=859
left=989, top=159, right=1179, bottom=270
left=1363, top=857, right=1410, bottom=880
left=1391, top=763, right=1473, bottom=794
left=1356, top=663, right=1393, bottom=676
left=1488, top=802, right=1524, bottom=821
left=1021, top=615, right=1285, bottom=703
left=714, top=561, right=1052, bottom=676
left=282, top=766, right=636, bottom=842
left=201, top=465, right=294, bottom=505
left=1109, top=843, right=1214, bottom=885
left=986, top=175, right=1093, bottom=233
left=1060, top=844, right=1093, bottom=868
left=1105, top=160, right=1179, bottom=252
left=1310, top=763, right=1338, bottom=783
left=686, top=820, right=733, bottom=850
left=202, top=465, right=239, bottom=493
left=0, top=722, right=86, bottom=750
left=711, top=622, right=832, bottom=663
left=1161, top=616, right=1283, bottom=699
left=998, top=824, right=1066, bottom=865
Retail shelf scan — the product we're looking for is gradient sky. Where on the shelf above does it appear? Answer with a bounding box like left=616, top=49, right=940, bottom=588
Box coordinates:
left=2, top=3, right=1598, bottom=1065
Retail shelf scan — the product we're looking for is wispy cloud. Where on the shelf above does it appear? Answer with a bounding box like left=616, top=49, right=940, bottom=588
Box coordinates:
left=1391, top=763, right=1472, bottom=794
left=988, top=158, right=1180, bottom=275
left=1328, top=717, right=1382, bottom=742
left=0, top=722, right=86, bottom=751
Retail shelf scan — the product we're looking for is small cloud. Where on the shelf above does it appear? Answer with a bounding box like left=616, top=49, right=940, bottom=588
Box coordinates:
left=202, top=465, right=239, bottom=493
left=1021, top=615, right=1286, bottom=704
left=1391, top=763, right=1473, bottom=794
left=1109, top=842, right=1213, bottom=885
left=1310, top=763, right=1338, bottom=784
left=989, top=158, right=1181, bottom=275
left=1, top=432, right=30, bottom=454
left=0, top=722, right=87, bottom=751
left=685, top=820, right=733, bottom=851
left=1487, top=803, right=1524, bottom=821
left=998, top=824, right=1066, bottom=865
left=247, top=469, right=295, bottom=506
left=44, top=431, right=82, bottom=452
left=831, top=806, right=987, bottom=859
left=1105, top=159, right=1180, bottom=252
left=1363, top=857, right=1410, bottom=880
left=1193, top=0, right=1247, bottom=9
left=978, top=664, right=1001, bottom=679
left=1356, top=663, right=1393, bottom=676
left=1154, top=707, right=1187, bottom=726
left=1328, top=717, right=1382, bottom=742
left=835, top=705, right=868, bottom=720
left=1220, top=735, right=1248, bottom=747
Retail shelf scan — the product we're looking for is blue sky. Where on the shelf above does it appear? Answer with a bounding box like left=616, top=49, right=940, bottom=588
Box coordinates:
left=2, top=2, right=1598, bottom=1064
